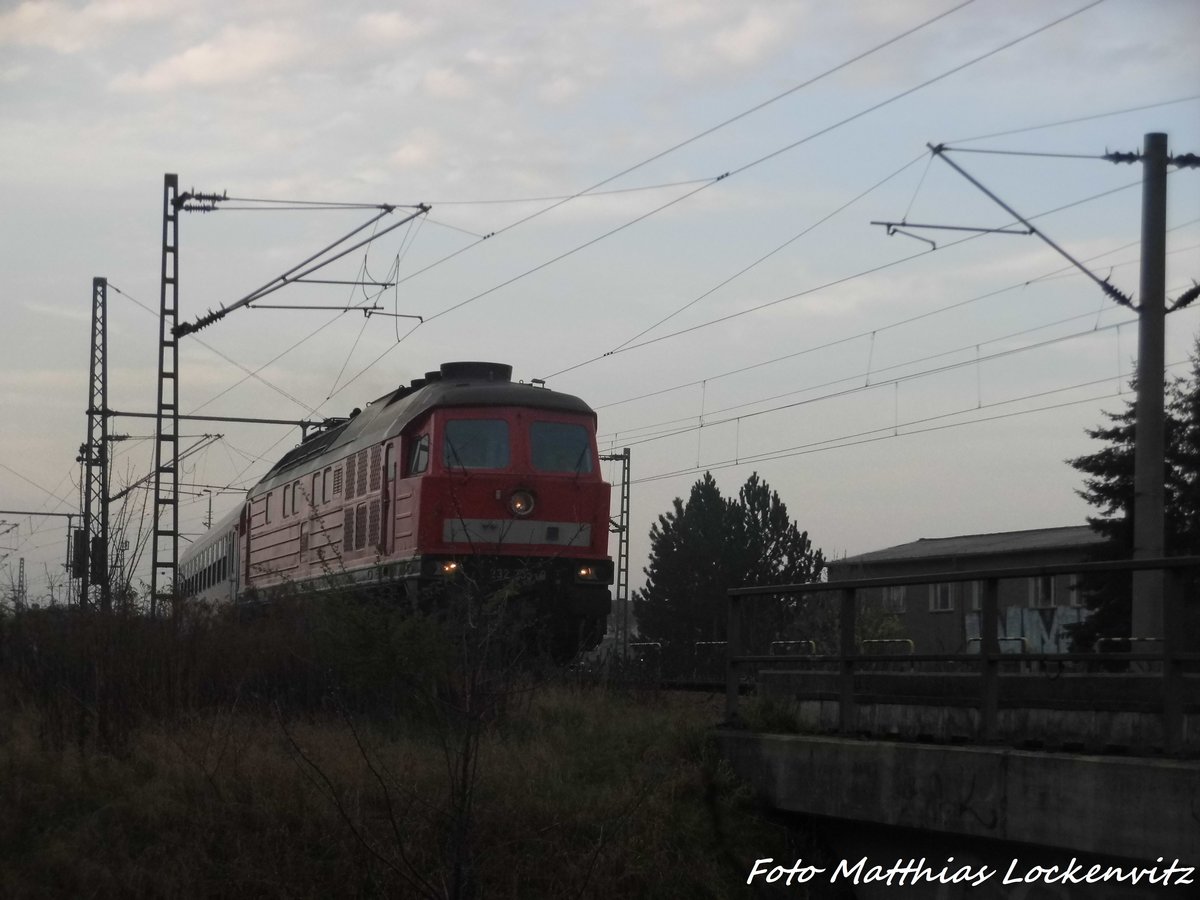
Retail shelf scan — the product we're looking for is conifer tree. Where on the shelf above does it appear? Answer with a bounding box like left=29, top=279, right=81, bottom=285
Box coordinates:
left=632, top=472, right=825, bottom=653
left=1068, top=340, right=1200, bottom=648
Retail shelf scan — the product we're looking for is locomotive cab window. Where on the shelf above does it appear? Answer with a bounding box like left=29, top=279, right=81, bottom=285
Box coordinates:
left=531, top=421, right=594, bottom=473
left=444, top=420, right=509, bottom=470
left=407, top=434, right=430, bottom=475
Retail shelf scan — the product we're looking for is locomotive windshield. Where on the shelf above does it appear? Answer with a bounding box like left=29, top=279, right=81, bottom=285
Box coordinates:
left=531, top=421, right=594, bottom=473
left=444, top=419, right=511, bottom=469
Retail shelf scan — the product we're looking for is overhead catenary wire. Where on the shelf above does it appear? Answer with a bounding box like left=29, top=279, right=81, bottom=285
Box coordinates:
left=605, top=316, right=1154, bottom=451
left=606, top=152, right=930, bottom=354
left=631, top=359, right=1192, bottom=485
left=946, top=94, right=1200, bottom=145
left=382, top=0, right=986, bottom=295
left=331, top=1, right=1110, bottom=402
left=550, top=176, right=1144, bottom=383
left=110, top=283, right=321, bottom=415
left=590, top=214, right=1200, bottom=414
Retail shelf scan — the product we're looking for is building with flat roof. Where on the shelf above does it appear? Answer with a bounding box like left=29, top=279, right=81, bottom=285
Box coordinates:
left=828, top=525, right=1110, bottom=653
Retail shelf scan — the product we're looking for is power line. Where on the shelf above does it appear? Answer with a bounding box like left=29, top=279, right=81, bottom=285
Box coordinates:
left=384, top=0, right=985, bottom=295
left=947, top=94, right=1200, bottom=145
left=607, top=152, right=929, bottom=355
left=337, top=1, right=1111, bottom=399
left=935, top=147, right=1109, bottom=160
left=552, top=176, right=1143, bottom=381
left=523, top=0, right=1111, bottom=323
left=110, top=282, right=320, bottom=415
left=610, top=317, right=1148, bottom=451
left=631, top=360, right=1190, bottom=485
left=590, top=215, right=1199, bottom=414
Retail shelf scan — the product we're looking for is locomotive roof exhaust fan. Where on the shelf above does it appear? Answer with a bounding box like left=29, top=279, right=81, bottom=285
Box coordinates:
left=440, top=361, right=513, bottom=382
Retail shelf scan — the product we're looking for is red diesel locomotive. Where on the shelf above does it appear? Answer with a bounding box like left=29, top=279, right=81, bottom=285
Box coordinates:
left=179, top=361, right=613, bottom=653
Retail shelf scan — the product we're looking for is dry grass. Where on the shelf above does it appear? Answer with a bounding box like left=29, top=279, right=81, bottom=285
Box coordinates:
left=0, top=686, right=817, bottom=898
left=0, top=598, right=822, bottom=898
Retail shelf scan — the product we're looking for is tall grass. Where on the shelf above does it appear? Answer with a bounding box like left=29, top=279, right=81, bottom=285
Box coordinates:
left=0, top=597, right=823, bottom=898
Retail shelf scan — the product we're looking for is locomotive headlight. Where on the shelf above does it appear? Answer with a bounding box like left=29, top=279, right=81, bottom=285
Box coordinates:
left=508, top=489, right=535, bottom=517
left=577, top=565, right=596, bottom=580
left=440, top=560, right=460, bottom=575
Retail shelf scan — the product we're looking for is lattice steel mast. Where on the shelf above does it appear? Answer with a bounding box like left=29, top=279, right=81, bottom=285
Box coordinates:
left=79, top=276, right=111, bottom=611
left=150, top=175, right=181, bottom=614
left=601, top=448, right=631, bottom=659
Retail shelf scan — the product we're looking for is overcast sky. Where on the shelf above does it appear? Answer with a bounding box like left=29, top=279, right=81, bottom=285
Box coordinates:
left=2, top=0, right=1198, bottom=603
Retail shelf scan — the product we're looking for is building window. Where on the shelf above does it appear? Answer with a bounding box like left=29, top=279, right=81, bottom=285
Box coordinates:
left=929, top=583, right=954, bottom=612
left=965, top=580, right=983, bottom=611
left=1068, top=578, right=1084, bottom=608
left=883, top=585, right=906, bottom=613
left=1029, top=575, right=1056, bottom=607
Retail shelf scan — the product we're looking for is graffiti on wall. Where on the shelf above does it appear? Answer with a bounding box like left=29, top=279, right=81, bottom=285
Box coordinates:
left=964, top=606, right=1089, bottom=654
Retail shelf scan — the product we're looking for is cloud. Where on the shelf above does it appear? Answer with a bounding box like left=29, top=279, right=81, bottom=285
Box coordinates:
left=0, top=0, right=171, bottom=53
left=22, top=301, right=91, bottom=323
left=420, top=66, right=474, bottom=100
left=355, top=10, right=428, bottom=44
left=111, top=24, right=307, bottom=92
left=390, top=131, right=441, bottom=169
left=711, top=10, right=785, bottom=65
left=0, top=63, right=30, bottom=84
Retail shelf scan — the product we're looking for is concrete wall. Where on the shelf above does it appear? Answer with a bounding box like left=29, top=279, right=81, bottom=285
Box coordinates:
left=718, top=731, right=1200, bottom=864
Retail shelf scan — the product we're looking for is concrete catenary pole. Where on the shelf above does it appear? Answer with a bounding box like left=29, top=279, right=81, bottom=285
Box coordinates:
left=1131, top=132, right=1168, bottom=639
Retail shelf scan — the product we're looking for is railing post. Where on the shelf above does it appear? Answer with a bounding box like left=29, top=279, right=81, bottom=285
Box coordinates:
left=1162, top=566, right=1183, bottom=755
left=979, top=577, right=1000, bottom=742
left=839, top=588, right=857, bottom=734
left=726, top=591, right=742, bottom=723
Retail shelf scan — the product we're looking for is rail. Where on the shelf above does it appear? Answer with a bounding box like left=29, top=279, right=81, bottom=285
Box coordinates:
left=725, top=556, right=1200, bottom=755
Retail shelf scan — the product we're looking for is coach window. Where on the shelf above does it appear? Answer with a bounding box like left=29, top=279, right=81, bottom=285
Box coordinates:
left=408, top=434, right=430, bottom=475
left=531, top=421, right=594, bottom=473
left=311, top=473, right=319, bottom=509
left=283, top=485, right=291, bottom=518
left=264, top=493, right=271, bottom=524
left=322, top=467, right=331, bottom=503
left=444, top=420, right=509, bottom=470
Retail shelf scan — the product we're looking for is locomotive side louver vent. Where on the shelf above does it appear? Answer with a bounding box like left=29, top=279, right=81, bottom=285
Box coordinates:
left=332, top=465, right=343, bottom=495
left=343, top=506, right=355, bottom=552
left=369, top=446, right=382, bottom=492
left=355, top=504, right=368, bottom=551
left=356, top=449, right=369, bottom=496
left=368, top=499, right=381, bottom=549
left=345, top=455, right=357, bottom=500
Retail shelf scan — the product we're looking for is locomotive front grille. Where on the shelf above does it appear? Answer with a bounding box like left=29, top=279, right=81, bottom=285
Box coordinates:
left=442, top=518, right=592, bottom=547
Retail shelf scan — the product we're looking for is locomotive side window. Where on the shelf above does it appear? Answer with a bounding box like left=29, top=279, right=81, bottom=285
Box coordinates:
left=408, top=434, right=429, bottom=475
left=531, top=422, right=594, bottom=473
left=323, top=467, right=332, bottom=503
left=444, top=420, right=509, bottom=470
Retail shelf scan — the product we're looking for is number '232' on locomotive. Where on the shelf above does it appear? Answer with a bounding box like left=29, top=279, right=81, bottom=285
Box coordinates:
left=179, top=362, right=614, bottom=650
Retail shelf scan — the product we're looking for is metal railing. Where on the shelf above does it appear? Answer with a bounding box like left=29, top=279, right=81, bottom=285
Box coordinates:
left=725, top=556, right=1200, bottom=755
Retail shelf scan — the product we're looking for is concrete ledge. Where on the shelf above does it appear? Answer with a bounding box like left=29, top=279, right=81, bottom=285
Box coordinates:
left=717, top=731, right=1200, bottom=862
left=759, top=671, right=1200, bottom=752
